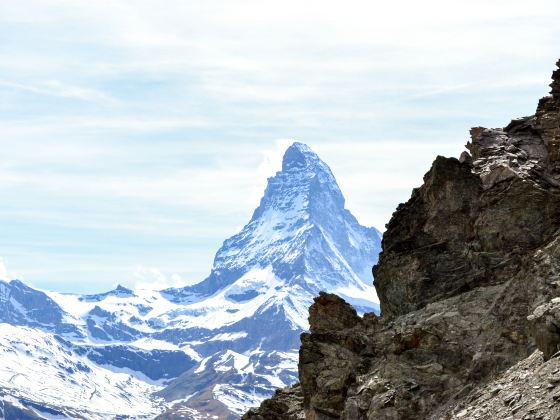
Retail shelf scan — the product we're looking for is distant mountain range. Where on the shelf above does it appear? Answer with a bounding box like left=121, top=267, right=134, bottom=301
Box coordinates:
left=0, top=142, right=381, bottom=419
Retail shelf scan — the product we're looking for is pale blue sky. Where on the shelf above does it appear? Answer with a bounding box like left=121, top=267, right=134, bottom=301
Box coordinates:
left=1, top=0, right=559, bottom=292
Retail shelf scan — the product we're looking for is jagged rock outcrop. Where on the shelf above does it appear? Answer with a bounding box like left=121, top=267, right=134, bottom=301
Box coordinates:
left=244, top=60, right=560, bottom=419
left=448, top=351, right=560, bottom=419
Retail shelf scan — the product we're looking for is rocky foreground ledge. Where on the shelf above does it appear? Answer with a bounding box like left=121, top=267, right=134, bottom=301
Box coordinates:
left=243, top=60, right=560, bottom=420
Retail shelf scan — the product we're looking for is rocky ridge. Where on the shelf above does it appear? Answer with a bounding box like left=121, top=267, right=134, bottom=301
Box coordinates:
left=244, top=60, right=560, bottom=420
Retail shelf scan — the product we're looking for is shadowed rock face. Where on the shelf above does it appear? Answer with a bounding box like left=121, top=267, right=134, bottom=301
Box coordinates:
left=374, top=156, right=484, bottom=319
left=299, top=293, right=373, bottom=418
left=307, top=292, right=361, bottom=334
left=244, top=60, right=560, bottom=420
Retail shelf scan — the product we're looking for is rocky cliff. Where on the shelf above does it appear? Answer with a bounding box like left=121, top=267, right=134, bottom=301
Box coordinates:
left=243, top=59, right=560, bottom=420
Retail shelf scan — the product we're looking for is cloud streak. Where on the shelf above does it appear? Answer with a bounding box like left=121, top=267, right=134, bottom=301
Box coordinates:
left=0, top=0, right=559, bottom=291
left=0, top=258, right=8, bottom=281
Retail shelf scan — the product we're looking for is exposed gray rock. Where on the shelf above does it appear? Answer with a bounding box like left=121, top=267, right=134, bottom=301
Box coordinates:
left=528, top=298, right=560, bottom=360
left=447, top=351, right=560, bottom=419
left=243, top=385, right=305, bottom=420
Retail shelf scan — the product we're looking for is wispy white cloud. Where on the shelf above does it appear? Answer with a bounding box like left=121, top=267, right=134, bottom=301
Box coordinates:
left=0, top=258, right=8, bottom=280
left=0, top=117, right=212, bottom=137
left=0, top=258, right=22, bottom=282
left=133, top=265, right=192, bottom=290
left=0, top=79, right=117, bottom=104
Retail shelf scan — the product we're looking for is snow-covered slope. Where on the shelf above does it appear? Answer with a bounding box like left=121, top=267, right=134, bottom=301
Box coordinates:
left=0, top=142, right=381, bottom=419
left=167, top=142, right=381, bottom=311
left=0, top=324, right=164, bottom=419
left=155, top=143, right=381, bottom=417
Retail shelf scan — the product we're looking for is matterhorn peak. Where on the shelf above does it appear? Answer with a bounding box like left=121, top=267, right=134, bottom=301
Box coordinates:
left=282, top=142, right=321, bottom=171
left=280, top=142, right=337, bottom=183
left=253, top=142, right=343, bottom=222
left=0, top=140, right=382, bottom=419
left=174, top=141, right=380, bottom=306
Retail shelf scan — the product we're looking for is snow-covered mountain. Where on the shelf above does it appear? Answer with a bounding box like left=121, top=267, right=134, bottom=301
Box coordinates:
left=0, top=142, right=381, bottom=419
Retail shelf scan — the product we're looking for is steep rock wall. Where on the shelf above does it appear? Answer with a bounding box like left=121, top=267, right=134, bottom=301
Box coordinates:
left=244, top=59, right=560, bottom=420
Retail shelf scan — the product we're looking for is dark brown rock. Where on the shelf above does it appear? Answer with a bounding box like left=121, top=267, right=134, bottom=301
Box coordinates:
left=242, top=385, right=305, bottom=420
left=308, top=292, right=362, bottom=334
left=299, top=294, right=375, bottom=419
left=535, top=60, right=560, bottom=167
left=373, top=155, right=483, bottom=319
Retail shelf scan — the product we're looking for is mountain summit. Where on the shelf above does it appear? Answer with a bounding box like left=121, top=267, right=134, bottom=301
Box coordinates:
left=0, top=142, right=381, bottom=419
left=171, top=142, right=380, bottom=314
left=154, top=142, right=380, bottom=417
left=153, top=142, right=382, bottom=416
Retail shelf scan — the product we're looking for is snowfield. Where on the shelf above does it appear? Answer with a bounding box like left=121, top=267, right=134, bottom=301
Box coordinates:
left=0, top=324, right=165, bottom=419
